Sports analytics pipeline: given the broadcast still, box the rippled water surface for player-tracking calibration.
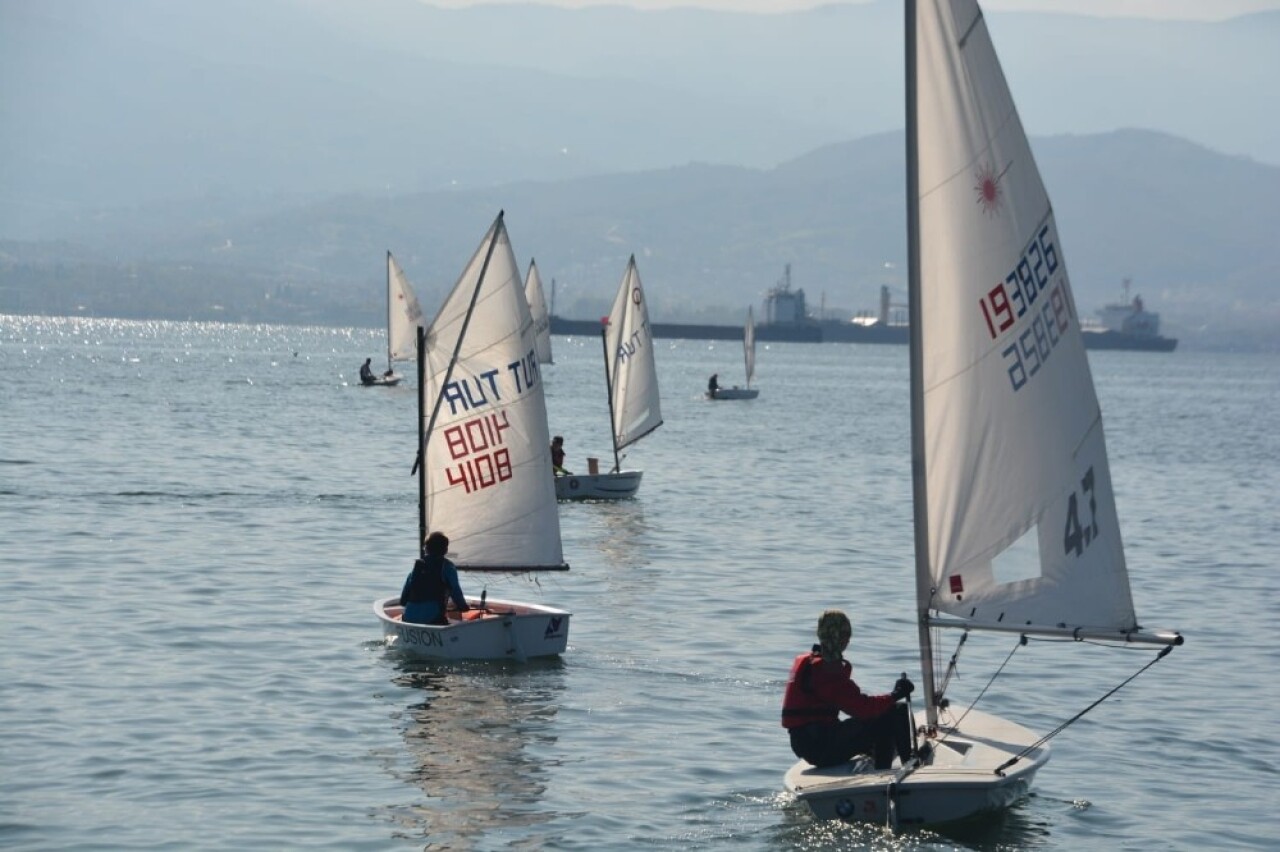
[2,315,1277,850]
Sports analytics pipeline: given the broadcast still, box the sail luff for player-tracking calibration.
[387,250,395,374]
[743,306,756,388]
[905,0,940,730]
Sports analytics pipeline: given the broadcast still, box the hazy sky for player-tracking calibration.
[423,0,1280,19]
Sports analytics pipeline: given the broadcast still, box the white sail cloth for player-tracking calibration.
[387,251,424,365]
[606,256,663,452]
[916,0,1134,632]
[421,215,565,570]
[524,259,554,365]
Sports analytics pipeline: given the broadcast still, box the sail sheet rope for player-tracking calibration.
[993,642,1177,775]
[929,630,1178,775]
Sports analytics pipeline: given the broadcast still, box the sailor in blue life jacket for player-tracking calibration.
[781,609,917,769]
[400,531,470,626]
[359,357,376,385]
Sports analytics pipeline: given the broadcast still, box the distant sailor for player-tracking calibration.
[400,532,470,626]
[707,373,719,398]
[550,435,571,475]
[360,357,377,386]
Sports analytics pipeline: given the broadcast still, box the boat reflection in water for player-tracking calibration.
[384,658,566,848]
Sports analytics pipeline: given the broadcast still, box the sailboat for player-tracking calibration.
[555,255,662,501]
[524,259,554,365]
[706,306,760,400]
[367,251,425,387]
[373,213,571,660]
[784,0,1182,826]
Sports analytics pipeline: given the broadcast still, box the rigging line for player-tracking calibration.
[936,635,1026,749]
[994,644,1177,776]
[936,630,969,699]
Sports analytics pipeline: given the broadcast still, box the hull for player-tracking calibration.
[1081,330,1178,352]
[554,470,642,500]
[374,595,570,661]
[364,374,402,387]
[785,708,1048,827]
[708,387,758,400]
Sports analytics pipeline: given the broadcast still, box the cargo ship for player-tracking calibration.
[550,270,1175,352]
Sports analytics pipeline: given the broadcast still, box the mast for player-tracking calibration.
[420,213,506,546]
[601,323,621,473]
[386,250,394,375]
[416,324,427,553]
[905,0,940,730]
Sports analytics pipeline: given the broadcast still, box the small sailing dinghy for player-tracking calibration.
[706,306,759,400]
[524,258,554,365]
[374,213,571,660]
[367,251,425,387]
[555,255,663,501]
[785,0,1182,827]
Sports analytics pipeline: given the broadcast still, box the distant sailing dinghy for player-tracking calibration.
[524,258,554,365]
[785,0,1182,827]
[707,307,760,400]
[368,251,425,387]
[374,213,570,660]
[555,255,663,501]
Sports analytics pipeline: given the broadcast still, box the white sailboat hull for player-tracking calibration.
[554,470,642,500]
[707,387,758,400]
[364,373,402,387]
[785,708,1048,827]
[374,595,570,661]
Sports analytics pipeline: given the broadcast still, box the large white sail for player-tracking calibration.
[916,0,1135,633]
[387,251,424,367]
[421,215,565,571]
[524,259,554,365]
[606,256,663,452]
[743,306,756,388]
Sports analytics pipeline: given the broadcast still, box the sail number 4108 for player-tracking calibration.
[1063,466,1100,557]
[444,411,513,494]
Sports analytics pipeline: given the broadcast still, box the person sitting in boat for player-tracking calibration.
[399,531,470,626]
[781,609,916,770]
[707,373,719,397]
[359,358,377,386]
[550,435,571,476]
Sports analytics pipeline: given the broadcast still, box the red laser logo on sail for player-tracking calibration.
[974,162,1009,216]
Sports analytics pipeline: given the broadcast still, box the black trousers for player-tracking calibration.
[789,703,913,769]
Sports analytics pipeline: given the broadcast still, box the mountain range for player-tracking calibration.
[1,0,1277,350]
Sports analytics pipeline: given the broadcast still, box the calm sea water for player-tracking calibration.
[2,314,1277,851]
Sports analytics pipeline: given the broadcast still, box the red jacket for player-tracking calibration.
[781,650,895,729]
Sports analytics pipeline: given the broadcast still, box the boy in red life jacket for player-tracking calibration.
[782,609,916,769]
